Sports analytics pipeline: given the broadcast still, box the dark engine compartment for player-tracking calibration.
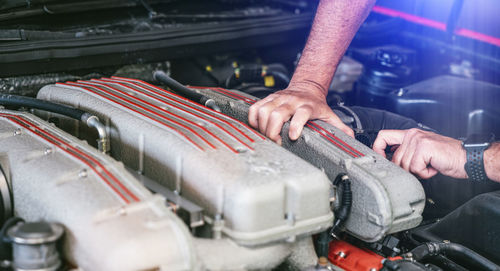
[0,0,499,270]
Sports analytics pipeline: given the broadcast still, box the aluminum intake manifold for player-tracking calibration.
[0,110,197,271]
[37,77,334,247]
[166,82,426,242]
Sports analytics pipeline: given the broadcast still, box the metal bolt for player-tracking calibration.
[235,147,247,153]
[78,169,88,178]
[338,251,346,258]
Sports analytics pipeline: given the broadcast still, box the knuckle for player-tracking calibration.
[270,109,284,120]
[407,128,419,136]
[258,106,271,116]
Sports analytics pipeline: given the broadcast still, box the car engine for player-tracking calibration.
[0,0,499,270]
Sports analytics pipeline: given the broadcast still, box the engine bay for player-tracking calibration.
[0,0,499,270]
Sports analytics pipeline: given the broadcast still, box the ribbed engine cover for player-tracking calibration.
[0,110,197,271]
[37,77,333,246]
[184,84,426,242]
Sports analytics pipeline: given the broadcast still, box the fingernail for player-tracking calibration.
[277,138,282,146]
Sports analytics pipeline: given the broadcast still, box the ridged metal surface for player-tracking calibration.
[38,78,334,246]
[0,110,197,271]
[191,85,426,242]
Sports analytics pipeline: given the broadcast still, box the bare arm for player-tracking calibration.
[248,0,375,144]
[484,143,500,182]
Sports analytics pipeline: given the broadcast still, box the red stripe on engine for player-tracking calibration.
[57,82,205,151]
[79,80,234,152]
[308,122,364,158]
[110,76,265,140]
[101,78,257,144]
[95,78,254,151]
[189,86,257,105]
[1,114,138,203]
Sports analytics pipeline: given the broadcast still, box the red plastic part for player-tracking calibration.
[328,240,402,271]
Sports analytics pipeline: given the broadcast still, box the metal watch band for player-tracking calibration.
[464,145,488,182]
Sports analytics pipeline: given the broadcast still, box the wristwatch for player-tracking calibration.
[462,133,495,182]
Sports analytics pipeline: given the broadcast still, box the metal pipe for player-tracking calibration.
[0,94,110,154]
[81,113,109,154]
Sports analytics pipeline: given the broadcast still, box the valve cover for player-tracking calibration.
[0,110,197,271]
[185,84,426,242]
[37,77,334,246]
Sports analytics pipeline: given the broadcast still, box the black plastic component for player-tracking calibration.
[0,12,314,77]
[330,174,352,238]
[370,235,401,257]
[381,260,432,271]
[408,242,500,271]
[224,63,290,90]
[412,190,500,265]
[354,46,418,108]
[0,94,86,120]
[153,71,221,112]
[386,75,500,138]
[315,230,330,258]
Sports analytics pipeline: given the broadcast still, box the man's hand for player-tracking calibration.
[247,0,374,144]
[248,82,354,144]
[372,129,468,179]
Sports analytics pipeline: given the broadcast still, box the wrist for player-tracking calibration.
[484,142,500,183]
[288,79,329,97]
[462,134,495,182]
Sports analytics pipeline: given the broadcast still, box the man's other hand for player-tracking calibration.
[373,129,468,179]
[248,82,354,144]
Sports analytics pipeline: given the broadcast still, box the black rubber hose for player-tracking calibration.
[153,70,221,112]
[0,94,86,120]
[330,174,352,238]
[409,242,500,271]
[315,230,330,258]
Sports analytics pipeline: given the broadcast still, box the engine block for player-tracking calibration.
[0,110,197,271]
[37,77,334,246]
[177,83,426,242]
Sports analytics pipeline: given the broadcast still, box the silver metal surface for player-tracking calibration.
[127,168,204,228]
[186,85,426,242]
[0,110,197,271]
[37,77,334,246]
[81,113,110,154]
[0,166,11,224]
[8,222,63,271]
[8,222,64,245]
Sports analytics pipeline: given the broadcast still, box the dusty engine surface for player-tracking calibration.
[0,110,197,270]
[188,84,426,242]
[0,76,428,270]
[37,77,334,247]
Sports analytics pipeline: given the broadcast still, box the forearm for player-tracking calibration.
[291,0,376,95]
[484,142,500,183]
